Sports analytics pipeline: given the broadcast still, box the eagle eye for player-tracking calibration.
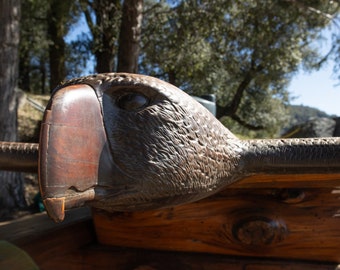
[117,93,149,111]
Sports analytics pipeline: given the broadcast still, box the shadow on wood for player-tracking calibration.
[93,173,340,263]
[1,173,340,269]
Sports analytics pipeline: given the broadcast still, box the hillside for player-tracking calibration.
[282,104,335,134]
[288,104,333,124]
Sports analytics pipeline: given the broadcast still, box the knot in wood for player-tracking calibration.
[275,189,306,204]
[233,216,287,247]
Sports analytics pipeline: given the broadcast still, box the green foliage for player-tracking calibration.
[332,15,340,81]
[65,33,94,78]
[19,0,81,93]
[140,0,339,135]
[19,0,50,93]
[19,0,340,135]
[221,99,290,139]
[285,104,332,128]
[281,105,335,138]
[79,0,122,72]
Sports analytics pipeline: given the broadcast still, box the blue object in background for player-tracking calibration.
[192,94,216,117]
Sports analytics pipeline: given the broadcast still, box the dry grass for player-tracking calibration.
[17,91,50,142]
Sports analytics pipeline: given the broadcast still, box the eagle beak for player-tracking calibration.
[39,84,107,222]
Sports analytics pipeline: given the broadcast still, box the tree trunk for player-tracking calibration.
[83,0,121,73]
[117,0,143,73]
[18,49,30,92]
[94,38,115,73]
[0,0,26,220]
[40,59,47,94]
[47,0,67,89]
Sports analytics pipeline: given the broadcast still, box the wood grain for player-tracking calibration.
[39,244,338,270]
[93,186,340,263]
[229,173,340,188]
[0,207,95,266]
[1,203,339,268]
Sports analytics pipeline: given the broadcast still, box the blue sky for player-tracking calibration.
[288,63,339,116]
[288,23,339,116]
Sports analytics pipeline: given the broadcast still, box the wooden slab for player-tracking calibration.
[38,244,339,270]
[229,173,340,188]
[93,186,340,263]
[0,207,95,265]
[0,202,339,269]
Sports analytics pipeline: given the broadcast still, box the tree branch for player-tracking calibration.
[82,5,95,35]
[230,114,264,130]
[216,57,264,120]
[220,71,254,117]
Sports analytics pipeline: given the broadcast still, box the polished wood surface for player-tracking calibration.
[2,173,340,268]
[38,245,338,270]
[229,173,340,188]
[0,207,95,265]
[93,173,340,263]
[0,210,338,269]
